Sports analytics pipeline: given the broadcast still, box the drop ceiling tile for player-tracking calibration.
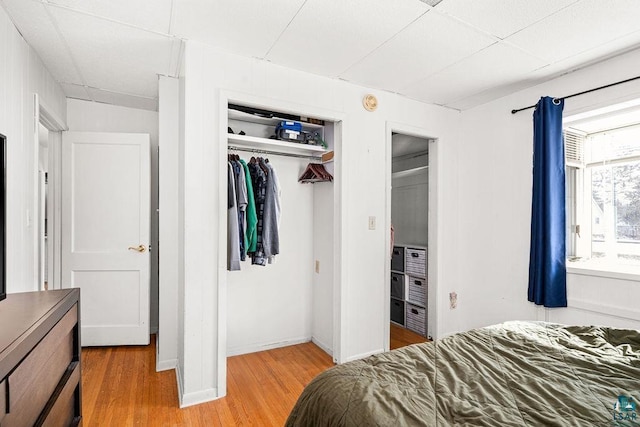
[437,0,578,39]
[87,87,158,111]
[266,0,430,77]
[445,80,539,111]
[171,0,307,59]
[506,0,640,64]
[340,11,495,92]
[401,41,547,106]
[49,6,176,98]
[59,82,92,101]
[47,0,173,33]
[1,0,83,84]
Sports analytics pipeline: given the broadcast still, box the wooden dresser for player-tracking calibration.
[0,289,81,426]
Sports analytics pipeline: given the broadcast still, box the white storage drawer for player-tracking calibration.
[407,276,427,307]
[406,303,426,337]
[405,248,426,277]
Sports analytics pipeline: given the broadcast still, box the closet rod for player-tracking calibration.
[510,75,640,114]
[228,145,322,160]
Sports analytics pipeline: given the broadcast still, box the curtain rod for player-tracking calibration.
[510,75,640,114]
[228,145,322,160]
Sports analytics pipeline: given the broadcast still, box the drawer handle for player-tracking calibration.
[392,277,398,282]
[411,309,419,314]
[415,280,422,286]
[393,250,400,255]
[411,253,419,257]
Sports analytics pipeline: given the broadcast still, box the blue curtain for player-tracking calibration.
[528,96,567,308]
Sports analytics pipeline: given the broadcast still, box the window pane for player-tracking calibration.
[588,126,640,162]
[590,161,640,264]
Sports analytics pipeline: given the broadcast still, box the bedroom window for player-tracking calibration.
[565,116,640,269]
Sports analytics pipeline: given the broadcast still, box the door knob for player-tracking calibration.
[128,244,146,253]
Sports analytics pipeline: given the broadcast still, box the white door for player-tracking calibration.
[62,132,150,346]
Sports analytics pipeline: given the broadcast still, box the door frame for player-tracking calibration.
[384,121,439,351]
[33,94,67,291]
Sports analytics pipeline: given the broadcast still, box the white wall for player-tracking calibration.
[226,156,315,356]
[0,7,67,293]
[391,171,428,246]
[157,76,180,371]
[549,271,640,329]
[66,98,160,332]
[455,48,640,334]
[177,40,461,404]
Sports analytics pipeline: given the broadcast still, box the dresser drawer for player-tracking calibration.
[405,248,426,277]
[0,379,6,423]
[4,306,77,427]
[39,362,80,427]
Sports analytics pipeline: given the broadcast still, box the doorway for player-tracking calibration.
[34,94,67,292]
[386,127,436,351]
[37,123,49,290]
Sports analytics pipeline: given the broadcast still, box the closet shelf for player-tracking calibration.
[391,165,428,179]
[227,134,326,155]
[229,109,324,130]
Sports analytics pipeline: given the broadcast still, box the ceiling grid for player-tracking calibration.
[2,0,639,111]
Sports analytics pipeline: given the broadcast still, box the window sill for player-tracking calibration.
[566,261,640,282]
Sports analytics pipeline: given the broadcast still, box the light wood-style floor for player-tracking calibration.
[82,327,427,426]
[390,323,428,349]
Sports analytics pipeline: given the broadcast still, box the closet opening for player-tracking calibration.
[387,130,435,350]
[218,95,343,394]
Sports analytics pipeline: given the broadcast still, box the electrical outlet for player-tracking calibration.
[449,292,458,309]
[368,216,376,230]
[315,260,320,273]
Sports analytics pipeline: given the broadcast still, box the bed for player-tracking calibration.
[286,321,640,426]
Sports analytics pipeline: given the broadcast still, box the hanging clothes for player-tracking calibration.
[228,154,282,268]
[231,159,248,260]
[239,159,258,252]
[261,160,280,262]
[227,162,241,271]
[248,158,268,266]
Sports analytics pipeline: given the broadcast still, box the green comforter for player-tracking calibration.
[286,322,640,426]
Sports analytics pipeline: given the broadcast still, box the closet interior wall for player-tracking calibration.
[226,108,335,357]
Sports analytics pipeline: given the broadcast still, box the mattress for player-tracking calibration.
[286,321,640,426]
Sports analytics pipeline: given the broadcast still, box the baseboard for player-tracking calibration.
[311,336,333,357]
[180,388,220,408]
[227,336,311,357]
[156,358,177,372]
[176,364,185,407]
[176,364,220,408]
[344,348,384,363]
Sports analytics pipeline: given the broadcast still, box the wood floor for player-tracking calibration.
[390,323,428,350]
[82,327,426,426]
